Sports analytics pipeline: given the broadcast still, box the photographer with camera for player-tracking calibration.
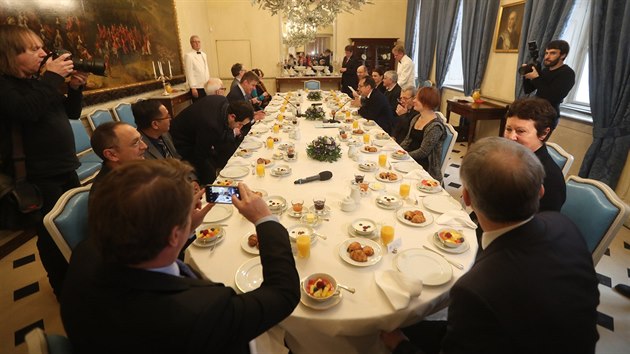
[0,24,90,299]
[521,40,575,128]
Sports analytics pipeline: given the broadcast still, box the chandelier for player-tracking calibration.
[252,0,372,46]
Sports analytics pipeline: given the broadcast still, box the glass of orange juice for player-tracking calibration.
[352,119,359,129]
[266,137,274,149]
[278,114,284,122]
[296,235,310,258]
[378,153,387,168]
[273,124,280,133]
[363,133,370,144]
[380,224,395,247]
[280,106,286,113]
[399,182,411,199]
[346,110,351,119]
[256,163,265,177]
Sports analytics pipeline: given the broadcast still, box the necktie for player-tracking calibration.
[156,138,172,158]
[197,51,201,54]
[176,259,198,279]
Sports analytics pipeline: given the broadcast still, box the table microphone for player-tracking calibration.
[294,171,333,184]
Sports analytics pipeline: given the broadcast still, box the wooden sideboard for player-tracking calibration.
[147,90,192,117]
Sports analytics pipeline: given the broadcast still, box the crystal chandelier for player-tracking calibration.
[252,0,372,46]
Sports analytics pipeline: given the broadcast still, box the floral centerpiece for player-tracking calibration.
[304,106,325,120]
[306,136,342,162]
[307,90,322,101]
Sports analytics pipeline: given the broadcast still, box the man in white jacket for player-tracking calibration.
[184,35,210,102]
[392,44,415,90]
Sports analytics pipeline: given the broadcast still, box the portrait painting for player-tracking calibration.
[494,1,525,53]
[0,0,184,105]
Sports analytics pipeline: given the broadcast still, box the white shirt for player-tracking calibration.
[184,49,209,89]
[396,54,416,89]
[481,216,534,250]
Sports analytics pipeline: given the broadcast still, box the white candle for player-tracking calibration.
[168,61,172,77]
[158,61,164,76]
[152,61,157,78]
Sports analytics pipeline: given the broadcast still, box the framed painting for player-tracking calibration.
[494,1,525,53]
[0,0,184,105]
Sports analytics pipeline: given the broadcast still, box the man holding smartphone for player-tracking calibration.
[61,159,300,354]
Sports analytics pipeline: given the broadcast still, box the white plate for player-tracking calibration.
[219,166,249,179]
[346,224,378,239]
[251,189,268,197]
[394,249,453,286]
[308,205,331,216]
[284,152,298,162]
[193,226,225,247]
[417,180,443,194]
[429,233,470,254]
[363,120,377,127]
[369,182,385,191]
[300,282,343,310]
[240,141,262,150]
[235,257,263,293]
[241,232,260,255]
[390,152,410,160]
[287,225,317,244]
[393,161,419,174]
[300,213,322,228]
[264,195,287,211]
[203,204,233,223]
[396,208,434,227]
[375,171,401,183]
[278,142,294,150]
[271,165,291,176]
[350,218,377,236]
[358,162,377,172]
[361,146,380,154]
[251,160,275,168]
[376,194,402,208]
[338,238,383,267]
[423,195,462,214]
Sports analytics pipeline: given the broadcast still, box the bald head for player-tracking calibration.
[205,78,225,95]
[357,65,368,79]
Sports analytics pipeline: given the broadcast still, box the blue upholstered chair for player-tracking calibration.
[304,80,321,90]
[25,327,73,354]
[440,123,458,178]
[561,176,629,264]
[546,142,574,177]
[86,109,115,131]
[43,185,91,261]
[112,102,137,127]
[69,120,101,183]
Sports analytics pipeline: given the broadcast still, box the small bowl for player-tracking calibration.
[351,218,376,236]
[436,228,465,248]
[303,273,338,302]
[196,224,223,245]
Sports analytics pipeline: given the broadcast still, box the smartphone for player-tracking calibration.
[205,185,241,204]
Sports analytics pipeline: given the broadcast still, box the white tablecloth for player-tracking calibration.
[187,91,478,354]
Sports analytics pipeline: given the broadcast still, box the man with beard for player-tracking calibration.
[522,40,575,128]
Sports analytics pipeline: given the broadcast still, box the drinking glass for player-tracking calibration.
[399,182,411,199]
[352,120,359,129]
[296,235,310,258]
[256,163,265,177]
[380,224,395,247]
[291,199,304,213]
[273,124,280,134]
[354,174,365,184]
[313,198,326,211]
[378,153,387,168]
[266,137,274,149]
[363,133,370,144]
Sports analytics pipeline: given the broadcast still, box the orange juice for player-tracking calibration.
[278,114,284,121]
[273,124,280,133]
[280,106,286,113]
[399,183,411,198]
[352,119,359,129]
[296,235,310,258]
[381,225,395,246]
[256,163,265,177]
[363,133,370,144]
[346,111,351,119]
[266,137,274,149]
[378,153,387,168]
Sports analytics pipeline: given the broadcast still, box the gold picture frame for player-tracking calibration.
[0,0,184,105]
[494,1,525,53]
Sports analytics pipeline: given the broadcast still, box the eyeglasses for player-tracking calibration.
[154,114,171,121]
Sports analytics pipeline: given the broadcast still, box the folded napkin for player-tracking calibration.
[436,210,477,229]
[405,168,432,180]
[243,135,262,144]
[375,270,423,310]
[225,156,250,167]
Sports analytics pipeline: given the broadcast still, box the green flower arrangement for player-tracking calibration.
[306,136,342,162]
[304,106,326,120]
[307,90,322,101]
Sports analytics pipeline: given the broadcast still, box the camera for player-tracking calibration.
[518,41,540,75]
[50,49,107,77]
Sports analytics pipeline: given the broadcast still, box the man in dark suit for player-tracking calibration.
[382,137,599,354]
[132,100,181,160]
[340,45,360,97]
[170,96,252,184]
[357,76,394,134]
[61,159,300,354]
[227,70,265,124]
[383,70,402,116]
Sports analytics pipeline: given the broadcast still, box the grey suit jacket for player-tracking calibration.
[140,131,181,160]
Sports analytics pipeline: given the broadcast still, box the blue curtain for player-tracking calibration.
[461,0,500,96]
[435,0,462,89]
[404,0,421,57]
[578,1,630,188]
[514,0,575,98]
[416,0,439,83]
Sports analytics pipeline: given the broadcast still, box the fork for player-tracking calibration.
[422,245,464,269]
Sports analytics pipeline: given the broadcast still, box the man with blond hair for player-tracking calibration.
[392,44,415,89]
[184,35,210,102]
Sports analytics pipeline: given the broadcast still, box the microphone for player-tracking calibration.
[294,171,333,184]
[278,94,303,117]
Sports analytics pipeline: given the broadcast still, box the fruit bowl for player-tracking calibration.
[436,228,465,248]
[303,273,338,302]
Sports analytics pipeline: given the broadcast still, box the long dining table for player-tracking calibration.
[186,91,478,354]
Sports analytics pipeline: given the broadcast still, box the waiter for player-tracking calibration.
[184,35,210,102]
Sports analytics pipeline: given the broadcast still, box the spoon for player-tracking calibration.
[337,284,355,294]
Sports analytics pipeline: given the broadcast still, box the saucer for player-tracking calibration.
[308,205,331,217]
[287,210,304,218]
[300,283,343,310]
[346,224,378,239]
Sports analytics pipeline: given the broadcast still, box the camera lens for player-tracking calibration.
[518,65,533,75]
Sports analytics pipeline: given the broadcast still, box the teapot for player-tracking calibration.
[341,196,357,211]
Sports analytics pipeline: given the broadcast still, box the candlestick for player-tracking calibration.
[158,61,164,76]
[168,61,172,77]
[152,61,157,78]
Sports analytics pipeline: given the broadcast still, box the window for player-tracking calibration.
[443,4,463,89]
[411,1,421,82]
[559,0,591,114]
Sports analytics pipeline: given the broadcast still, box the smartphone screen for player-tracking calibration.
[205,185,241,204]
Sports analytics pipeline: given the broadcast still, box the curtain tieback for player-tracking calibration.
[592,122,630,139]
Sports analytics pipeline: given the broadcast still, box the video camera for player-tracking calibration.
[42,49,107,77]
[518,41,540,75]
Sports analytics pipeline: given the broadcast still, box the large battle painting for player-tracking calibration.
[0,0,183,104]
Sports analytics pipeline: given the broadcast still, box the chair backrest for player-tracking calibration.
[440,123,458,177]
[546,142,574,177]
[86,109,114,131]
[25,328,73,354]
[112,102,137,127]
[69,119,91,154]
[561,175,630,264]
[304,80,321,90]
[43,185,91,262]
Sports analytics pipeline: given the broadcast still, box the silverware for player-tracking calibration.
[313,232,327,240]
[422,245,464,270]
[337,284,355,294]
